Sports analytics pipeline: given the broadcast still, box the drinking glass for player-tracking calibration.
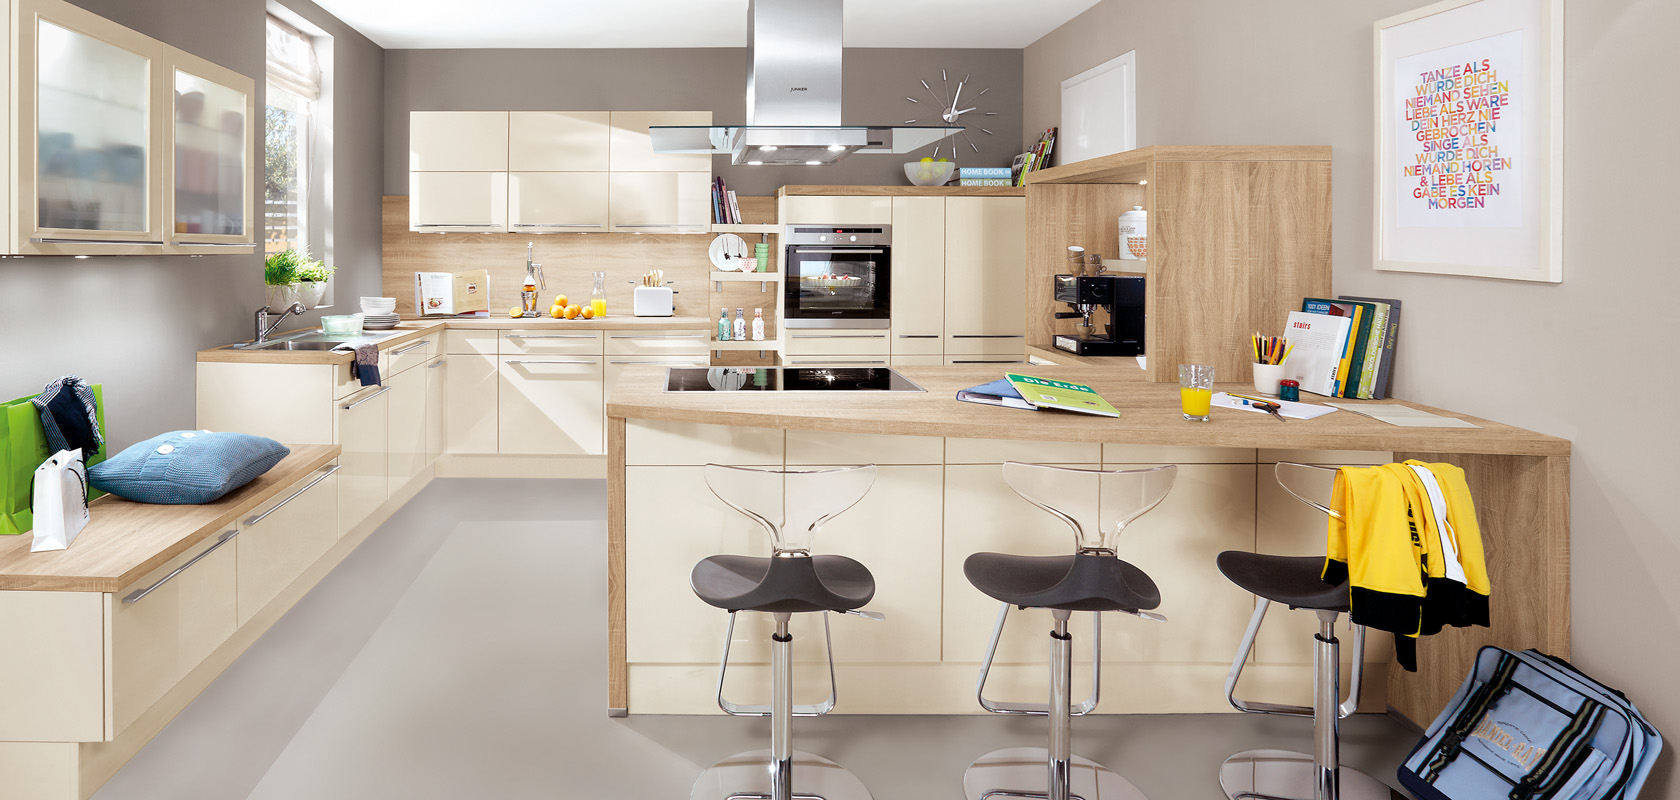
[1179,364,1215,422]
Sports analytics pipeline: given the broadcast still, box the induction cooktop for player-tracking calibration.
[664,367,926,393]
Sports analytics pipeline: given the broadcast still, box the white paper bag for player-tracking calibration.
[31,448,89,553]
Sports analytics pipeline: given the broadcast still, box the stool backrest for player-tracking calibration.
[1274,461,1344,520]
[1002,461,1177,553]
[703,463,877,555]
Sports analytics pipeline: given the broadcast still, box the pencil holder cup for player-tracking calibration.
[1251,363,1286,396]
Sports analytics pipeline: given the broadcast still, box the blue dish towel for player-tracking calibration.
[353,344,381,386]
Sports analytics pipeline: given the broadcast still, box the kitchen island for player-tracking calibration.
[605,365,1569,727]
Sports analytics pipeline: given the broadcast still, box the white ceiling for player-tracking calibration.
[312,0,1104,50]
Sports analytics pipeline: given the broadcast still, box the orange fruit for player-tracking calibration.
[549,304,565,318]
[564,304,581,320]
[553,293,569,308]
[507,306,522,318]
[580,306,595,319]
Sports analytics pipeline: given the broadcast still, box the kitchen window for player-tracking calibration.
[264,15,317,257]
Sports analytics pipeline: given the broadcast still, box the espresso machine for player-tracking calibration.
[1052,249,1145,356]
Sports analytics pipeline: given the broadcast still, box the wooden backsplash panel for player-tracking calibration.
[383,196,721,317]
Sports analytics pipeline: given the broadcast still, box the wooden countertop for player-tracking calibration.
[605,365,1570,457]
[197,315,714,365]
[778,185,1025,197]
[0,445,339,592]
[1025,145,1333,185]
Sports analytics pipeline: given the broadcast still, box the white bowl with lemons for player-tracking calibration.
[904,159,955,187]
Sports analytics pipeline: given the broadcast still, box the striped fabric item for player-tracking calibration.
[88,430,290,505]
[32,375,103,456]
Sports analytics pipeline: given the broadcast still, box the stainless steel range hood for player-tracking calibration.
[648,0,962,166]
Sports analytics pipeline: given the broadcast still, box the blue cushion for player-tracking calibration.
[89,431,290,505]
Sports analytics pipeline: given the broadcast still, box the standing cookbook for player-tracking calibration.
[1282,311,1355,397]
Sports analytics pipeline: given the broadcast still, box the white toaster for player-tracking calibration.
[632,286,674,317]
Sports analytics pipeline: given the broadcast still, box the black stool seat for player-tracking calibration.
[1216,551,1349,611]
[691,554,875,614]
[963,552,1160,613]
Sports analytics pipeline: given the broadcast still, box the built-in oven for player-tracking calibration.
[782,225,891,329]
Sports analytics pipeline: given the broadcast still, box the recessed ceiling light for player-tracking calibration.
[760,145,778,152]
[826,144,846,151]
[805,160,821,166]
[1139,180,1148,185]
[747,160,763,166]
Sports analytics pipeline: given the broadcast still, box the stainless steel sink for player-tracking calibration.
[247,340,351,351]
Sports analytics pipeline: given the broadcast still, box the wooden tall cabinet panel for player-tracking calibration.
[889,197,945,356]
[943,196,1026,356]
[498,356,605,455]
[445,353,498,454]
[509,111,609,171]
[409,111,508,172]
[509,171,608,233]
[608,111,711,172]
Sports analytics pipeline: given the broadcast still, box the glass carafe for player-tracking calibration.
[590,271,607,318]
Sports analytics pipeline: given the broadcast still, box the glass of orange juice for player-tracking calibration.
[1179,364,1214,422]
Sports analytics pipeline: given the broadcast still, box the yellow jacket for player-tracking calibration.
[1324,460,1489,669]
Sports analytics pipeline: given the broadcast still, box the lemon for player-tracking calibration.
[507,306,522,318]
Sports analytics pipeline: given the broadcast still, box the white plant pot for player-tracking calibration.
[265,283,300,310]
[296,281,327,310]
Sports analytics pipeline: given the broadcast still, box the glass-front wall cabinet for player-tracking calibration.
[10,0,254,254]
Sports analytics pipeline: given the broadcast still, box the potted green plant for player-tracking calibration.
[294,255,334,309]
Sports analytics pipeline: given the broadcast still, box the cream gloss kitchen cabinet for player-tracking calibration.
[943,196,1027,358]
[508,111,611,233]
[4,0,257,255]
[408,111,509,232]
[889,197,945,357]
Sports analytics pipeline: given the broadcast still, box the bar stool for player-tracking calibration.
[1215,462,1389,800]
[962,461,1178,800]
[689,463,882,800]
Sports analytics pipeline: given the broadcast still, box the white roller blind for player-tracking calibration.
[266,16,319,102]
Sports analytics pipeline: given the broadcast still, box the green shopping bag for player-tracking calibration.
[0,385,106,535]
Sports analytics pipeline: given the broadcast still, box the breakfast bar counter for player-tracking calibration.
[605,365,1570,727]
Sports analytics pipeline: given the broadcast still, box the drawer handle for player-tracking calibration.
[504,334,597,339]
[791,248,885,255]
[951,360,1025,364]
[951,335,1025,339]
[31,237,165,245]
[607,334,706,340]
[428,358,446,368]
[791,334,886,339]
[505,359,597,365]
[614,223,696,228]
[896,334,938,339]
[789,359,887,364]
[172,241,254,247]
[243,465,341,527]
[340,387,391,410]
[607,359,707,365]
[389,340,429,356]
[413,223,497,228]
[122,529,240,604]
[512,223,602,228]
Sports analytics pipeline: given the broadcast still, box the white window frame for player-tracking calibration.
[264,8,334,305]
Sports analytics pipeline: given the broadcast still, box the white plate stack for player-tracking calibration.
[360,297,399,329]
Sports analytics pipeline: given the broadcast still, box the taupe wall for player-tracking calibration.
[1026,0,1679,792]
[0,0,384,452]
[383,48,1024,198]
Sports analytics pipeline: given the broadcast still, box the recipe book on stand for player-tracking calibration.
[956,374,1119,418]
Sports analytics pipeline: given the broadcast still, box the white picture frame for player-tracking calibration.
[1374,0,1562,282]
[1060,51,1137,163]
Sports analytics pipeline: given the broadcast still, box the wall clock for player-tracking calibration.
[904,69,998,163]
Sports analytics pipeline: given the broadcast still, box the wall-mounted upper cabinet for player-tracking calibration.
[409,172,508,233]
[509,112,610,172]
[4,0,256,255]
[510,172,609,233]
[608,111,712,172]
[608,172,710,234]
[409,111,509,172]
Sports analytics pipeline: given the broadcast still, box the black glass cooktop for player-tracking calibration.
[665,367,926,393]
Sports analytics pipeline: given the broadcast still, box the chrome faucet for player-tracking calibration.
[253,303,307,344]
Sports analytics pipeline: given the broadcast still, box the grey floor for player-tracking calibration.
[94,479,1417,800]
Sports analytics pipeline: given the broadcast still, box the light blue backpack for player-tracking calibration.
[1400,647,1661,800]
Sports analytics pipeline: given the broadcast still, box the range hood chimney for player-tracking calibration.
[648,0,961,166]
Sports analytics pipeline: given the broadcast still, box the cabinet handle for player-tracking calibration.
[791,248,885,255]
[791,334,886,339]
[607,359,707,365]
[511,223,603,228]
[242,465,342,527]
[31,237,165,245]
[172,241,254,247]
[614,224,697,228]
[896,334,939,339]
[504,359,597,365]
[607,333,706,340]
[950,360,1025,364]
[428,359,446,368]
[951,334,1025,339]
[504,334,597,339]
[789,359,887,364]
[389,340,430,356]
[413,223,497,228]
[340,387,391,410]
[122,529,240,604]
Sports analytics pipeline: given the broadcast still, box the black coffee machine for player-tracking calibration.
[1052,273,1145,356]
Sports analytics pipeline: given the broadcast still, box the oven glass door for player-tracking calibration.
[783,246,890,326]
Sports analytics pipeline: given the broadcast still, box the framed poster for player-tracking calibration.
[1374,0,1562,282]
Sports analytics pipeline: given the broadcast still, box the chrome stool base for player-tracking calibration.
[963,747,1148,800]
[692,748,872,800]
[1219,749,1392,800]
